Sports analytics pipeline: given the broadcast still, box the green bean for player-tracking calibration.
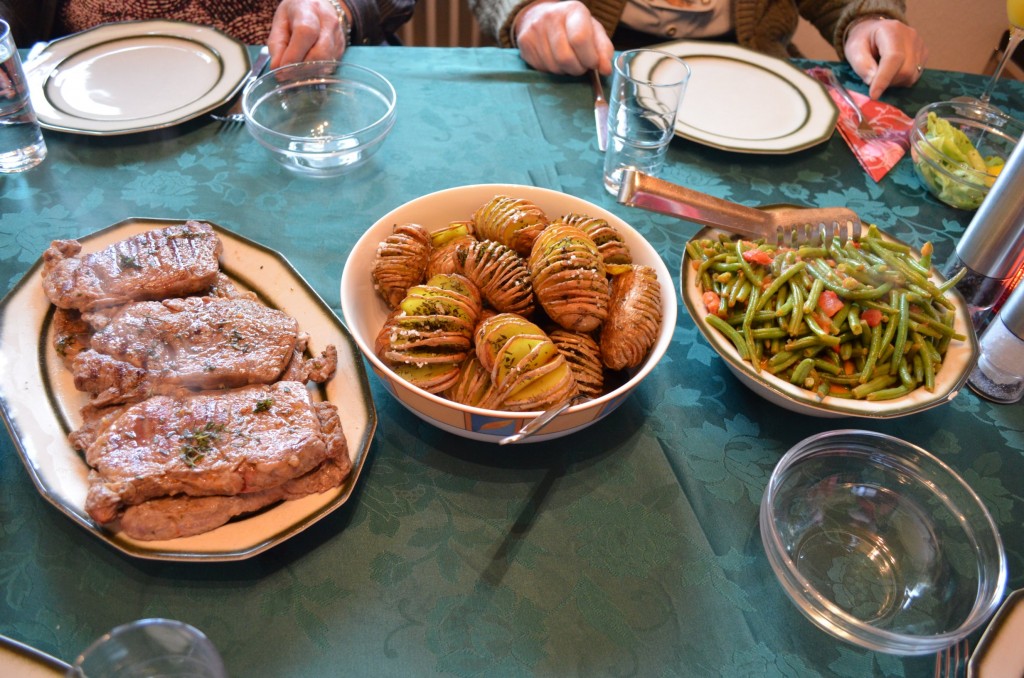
[847,303,863,335]
[755,261,807,312]
[787,280,805,336]
[802,278,825,314]
[852,374,898,398]
[785,335,827,352]
[736,241,765,286]
[790,358,816,387]
[898,358,915,388]
[727,276,748,308]
[797,246,829,259]
[913,352,925,383]
[768,354,801,375]
[937,265,967,293]
[745,287,763,364]
[916,331,936,391]
[890,291,909,376]
[866,384,912,401]
[803,314,841,347]
[706,314,748,359]
[752,327,789,340]
[812,359,842,375]
[859,321,883,383]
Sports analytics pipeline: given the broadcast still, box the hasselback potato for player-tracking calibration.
[455,239,535,316]
[427,221,476,279]
[549,329,604,397]
[376,273,482,393]
[528,223,609,332]
[371,223,431,309]
[556,213,632,266]
[472,195,548,256]
[600,265,662,370]
[474,313,577,411]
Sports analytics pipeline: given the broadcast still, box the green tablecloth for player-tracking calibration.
[1,46,1022,677]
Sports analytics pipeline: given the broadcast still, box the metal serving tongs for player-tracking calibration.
[616,169,863,246]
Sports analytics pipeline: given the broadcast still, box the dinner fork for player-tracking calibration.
[933,638,970,678]
[211,46,270,126]
[820,68,881,139]
[616,169,862,246]
[821,68,910,147]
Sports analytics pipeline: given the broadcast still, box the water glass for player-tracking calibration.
[67,619,226,678]
[0,19,46,173]
[603,49,689,195]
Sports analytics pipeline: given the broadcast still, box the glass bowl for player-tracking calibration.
[243,61,396,178]
[909,101,1022,210]
[760,430,1006,655]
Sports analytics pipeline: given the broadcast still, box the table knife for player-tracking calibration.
[589,70,609,152]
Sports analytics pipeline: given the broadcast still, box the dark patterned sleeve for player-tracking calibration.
[346,0,417,45]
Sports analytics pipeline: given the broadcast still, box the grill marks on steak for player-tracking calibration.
[83,382,348,526]
[69,296,336,406]
[41,221,222,311]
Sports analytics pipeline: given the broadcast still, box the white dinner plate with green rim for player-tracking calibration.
[0,218,377,562]
[680,226,978,418]
[24,20,250,135]
[649,40,838,154]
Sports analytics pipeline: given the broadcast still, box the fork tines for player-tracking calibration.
[774,218,862,248]
[933,638,970,678]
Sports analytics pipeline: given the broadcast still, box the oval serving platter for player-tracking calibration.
[0,218,376,562]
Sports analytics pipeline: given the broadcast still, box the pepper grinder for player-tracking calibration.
[967,280,1024,403]
[945,129,1024,331]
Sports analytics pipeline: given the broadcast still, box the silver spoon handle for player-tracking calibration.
[499,395,588,445]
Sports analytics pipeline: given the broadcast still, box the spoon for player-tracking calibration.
[499,394,591,445]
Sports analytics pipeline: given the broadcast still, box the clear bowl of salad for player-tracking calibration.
[910,101,1023,210]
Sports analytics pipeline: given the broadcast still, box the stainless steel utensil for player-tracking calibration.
[499,394,591,445]
[211,46,270,125]
[589,69,609,152]
[616,169,862,246]
[820,68,878,138]
[820,68,908,146]
[933,638,970,678]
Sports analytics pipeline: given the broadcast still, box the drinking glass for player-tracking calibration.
[603,49,690,196]
[977,0,1024,104]
[66,619,226,678]
[0,19,47,173]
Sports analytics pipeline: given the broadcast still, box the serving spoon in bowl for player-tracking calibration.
[499,394,591,445]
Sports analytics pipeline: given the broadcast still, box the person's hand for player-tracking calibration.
[844,18,928,100]
[268,0,348,69]
[513,0,615,76]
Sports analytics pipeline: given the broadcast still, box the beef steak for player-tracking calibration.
[41,221,222,311]
[82,381,348,525]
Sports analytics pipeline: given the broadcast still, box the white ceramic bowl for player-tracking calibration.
[341,184,676,443]
[680,227,978,418]
[243,61,396,178]
[761,430,1006,655]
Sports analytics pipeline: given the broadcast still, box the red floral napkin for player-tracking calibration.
[807,67,913,182]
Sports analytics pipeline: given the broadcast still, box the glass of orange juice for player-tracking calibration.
[978,0,1024,104]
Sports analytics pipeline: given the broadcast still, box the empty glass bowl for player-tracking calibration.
[243,61,396,178]
[909,101,1022,210]
[760,430,1006,655]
